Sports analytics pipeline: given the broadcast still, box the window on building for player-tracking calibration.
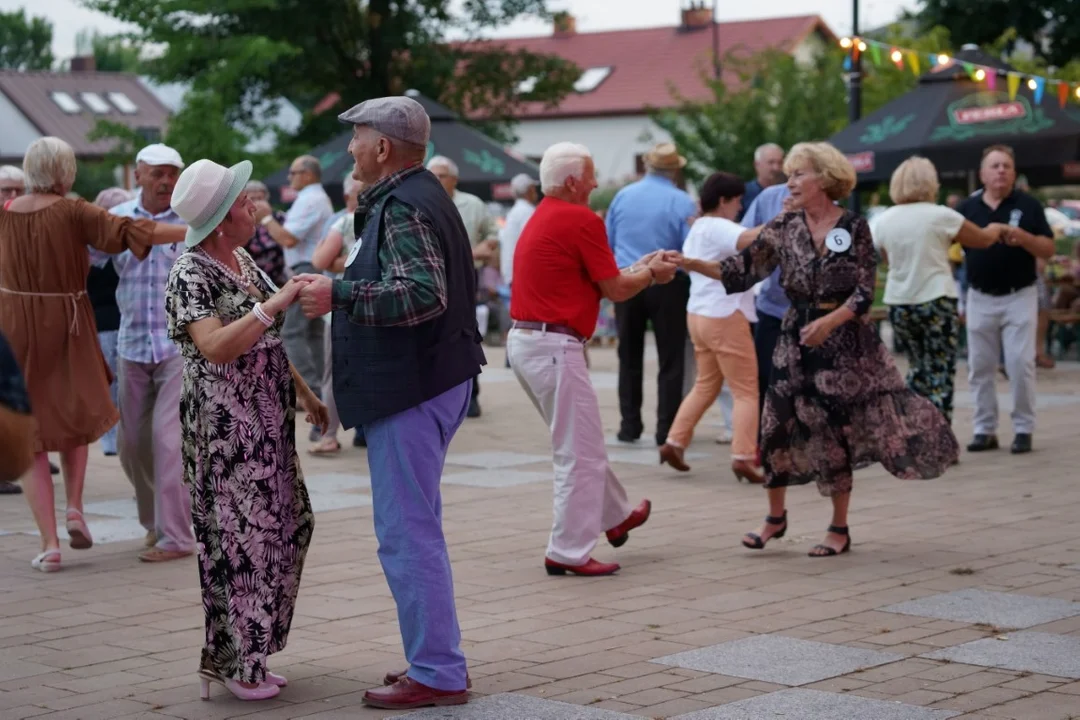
[80,92,111,114]
[516,76,539,95]
[51,92,81,114]
[136,126,162,143]
[574,66,612,93]
[108,92,139,114]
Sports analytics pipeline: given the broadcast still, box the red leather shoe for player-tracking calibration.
[544,557,620,576]
[605,499,652,548]
[384,667,471,689]
[362,677,468,710]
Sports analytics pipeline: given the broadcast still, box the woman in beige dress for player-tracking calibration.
[0,137,186,572]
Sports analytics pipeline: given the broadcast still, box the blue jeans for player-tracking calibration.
[364,380,472,691]
[98,330,119,455]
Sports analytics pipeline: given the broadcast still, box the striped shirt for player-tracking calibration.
[91,198,186,363]
[331,165,447,327]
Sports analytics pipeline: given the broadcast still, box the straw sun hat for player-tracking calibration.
[171,159,254,248]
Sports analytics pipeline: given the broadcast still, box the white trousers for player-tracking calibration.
[507,328,632,566]
[966,285,1037,435]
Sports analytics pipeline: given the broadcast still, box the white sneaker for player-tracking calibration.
[715,430,733,445]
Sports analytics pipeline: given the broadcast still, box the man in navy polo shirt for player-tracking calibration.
[959,145,1054,455]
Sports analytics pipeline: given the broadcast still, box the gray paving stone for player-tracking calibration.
[882,589,1080,629]
[651,634,904,686]
[921,631,1080,679]
[444,451,550,469]
[442,470,552,488]
[607,447,709,467]
[671,688,961,719]
[403,692,640,718]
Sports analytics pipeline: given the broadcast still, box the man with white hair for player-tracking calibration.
[508,141,676,577]
[499,173,538,286]
[427,154,498,417]
[295,96,484,710]
[738,143,785,221]
[0,165,24,205]
[253,154,334,403]
[99,143,195,562]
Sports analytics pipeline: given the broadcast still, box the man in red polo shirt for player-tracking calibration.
[509,141,678,577]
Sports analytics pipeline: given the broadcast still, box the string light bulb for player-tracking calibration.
[1027,78,1038,90]
[1074,86,1080,99]
[974,68,986,81]
[840,37,853,49]
[857,40,867,52]
[937,53,950,65]
[890,49,903,63]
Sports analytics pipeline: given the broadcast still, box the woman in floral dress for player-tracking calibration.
[681,143,959,557]
[165,159,327,701]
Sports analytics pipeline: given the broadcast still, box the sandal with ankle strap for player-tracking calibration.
[742,511,787,550]
[65,509,93,550]
[809,525,851,557]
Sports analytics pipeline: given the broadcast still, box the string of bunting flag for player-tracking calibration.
[838,36,1080,108]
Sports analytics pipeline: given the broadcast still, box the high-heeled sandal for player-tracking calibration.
[742,511,787,549]
[198,671,280,701]
[31,549,61,572]
[200,667,287,688]
[65,509,93,550]
[808,525,851,557]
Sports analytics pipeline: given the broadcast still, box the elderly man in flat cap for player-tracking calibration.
[295,96,485,711]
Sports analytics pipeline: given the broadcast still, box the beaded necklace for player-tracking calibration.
[196,247,259,296]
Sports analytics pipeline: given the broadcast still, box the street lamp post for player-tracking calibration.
[848,0,862,214]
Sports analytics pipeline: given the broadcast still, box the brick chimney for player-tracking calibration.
[553,11,576,38]
[70,55,97,72]
[680,1,713,31]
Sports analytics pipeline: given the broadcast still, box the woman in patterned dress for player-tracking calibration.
[164,159,327,701]
[680,143,959,557]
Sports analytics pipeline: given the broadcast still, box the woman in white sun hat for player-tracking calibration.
[165,158,327,702]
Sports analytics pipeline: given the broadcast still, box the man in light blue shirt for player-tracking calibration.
[605,143,697,445]
[740,179,792,421]
[253,155,334,399]
[97,143,195,562]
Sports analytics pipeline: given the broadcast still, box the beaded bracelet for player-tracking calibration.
[252,303,274,328]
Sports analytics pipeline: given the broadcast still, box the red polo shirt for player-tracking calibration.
[511,197,620,339]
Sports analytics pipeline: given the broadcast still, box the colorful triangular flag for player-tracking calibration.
[986,71,997,90]
[1007,73,1020,100]
[870,42,881,66]
[843,55,852,71]
[928,53,938,67]
[1059,81,1070,108]
[907,51,921,75]
[1034,77,1045,104]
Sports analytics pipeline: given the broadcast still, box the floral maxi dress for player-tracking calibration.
[165,249,314,683]
[719,210,959,496]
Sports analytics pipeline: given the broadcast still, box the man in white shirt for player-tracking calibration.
[427,155,498,418]
[499,173,538,285]
[253,155,334,397]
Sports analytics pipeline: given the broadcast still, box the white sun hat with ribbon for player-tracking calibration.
[171,159,254,248]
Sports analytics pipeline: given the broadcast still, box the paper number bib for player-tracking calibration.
[824,228,852,253]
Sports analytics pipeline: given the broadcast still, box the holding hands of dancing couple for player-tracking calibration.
[988,221,1036,250]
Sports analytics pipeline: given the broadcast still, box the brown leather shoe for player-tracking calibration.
[384,667,471,689]
[138,548,193,563]
[732,459,764,484]
[659,443,690,472]
[362,677,468,709]
[544,557,620,576]
[605,499,652,548]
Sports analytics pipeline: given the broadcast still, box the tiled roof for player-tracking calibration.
[0,70,171,156]
[464,14,835,119]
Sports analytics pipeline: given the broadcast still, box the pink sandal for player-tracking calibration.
[65,509,93,550]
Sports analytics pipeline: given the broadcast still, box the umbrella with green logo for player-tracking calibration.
[831,47,1080,186]
[266,90,538,204]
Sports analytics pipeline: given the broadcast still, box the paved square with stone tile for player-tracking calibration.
[2,346,1080,719]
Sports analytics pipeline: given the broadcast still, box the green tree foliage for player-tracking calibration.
[75,30,144,73]
[0,9,55,70]
[82,0,580,149]
[914,0,1080,68]
[652,50,848,183]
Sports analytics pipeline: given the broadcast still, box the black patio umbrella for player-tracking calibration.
[831,46,1080,187]
[265,90,539,205]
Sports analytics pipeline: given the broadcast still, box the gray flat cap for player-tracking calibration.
[338,96,431,147]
